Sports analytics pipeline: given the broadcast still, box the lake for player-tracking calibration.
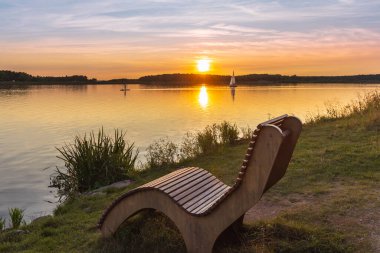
[0,83,378,221]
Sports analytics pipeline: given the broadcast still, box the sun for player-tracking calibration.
[197,59,211,72]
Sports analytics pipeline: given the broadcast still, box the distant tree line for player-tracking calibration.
[137,73,230,85]
[237,74,380,84]
[0,70,97,84]
[136,73,380,85]
[97,78,137,84]
[2,70,380,85]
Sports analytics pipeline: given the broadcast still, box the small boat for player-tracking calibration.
[120,84,130,91]
[229,71,237,87]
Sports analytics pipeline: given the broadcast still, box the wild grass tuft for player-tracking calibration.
[8,208,24,229]
[50,128,139,200]
[0,217,5,231]
[306,91,380,126]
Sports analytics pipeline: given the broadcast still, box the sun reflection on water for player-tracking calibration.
[198,85,208,108]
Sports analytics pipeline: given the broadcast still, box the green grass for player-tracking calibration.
[0,94,379,252]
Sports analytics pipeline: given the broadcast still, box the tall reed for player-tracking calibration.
[50,128,139,199]
[8,208,24,229]
[306,91,380,126]
[0,217,5,231]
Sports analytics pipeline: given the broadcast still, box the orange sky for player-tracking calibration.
[1,1,380,79]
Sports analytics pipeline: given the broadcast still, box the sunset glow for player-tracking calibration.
[0,1,380,79]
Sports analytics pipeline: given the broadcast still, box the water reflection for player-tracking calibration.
[0,84,88,95]
[0,84,31,97]
[198,85,208,108]
[230,87,236,102]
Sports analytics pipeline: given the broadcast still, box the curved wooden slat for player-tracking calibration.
[168,173,215,197]
[148,167,198,188]
[176,178,221,203]
[185,185,229,212]
[160,169,209,192]
[141,167,196,188]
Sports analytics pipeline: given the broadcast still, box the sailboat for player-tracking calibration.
[229,70,237,87]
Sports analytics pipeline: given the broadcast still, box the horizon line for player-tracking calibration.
[2,69,380,82]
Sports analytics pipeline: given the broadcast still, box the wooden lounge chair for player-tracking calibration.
[98,114,302,253]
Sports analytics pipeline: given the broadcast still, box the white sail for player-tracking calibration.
[229,71,236,86]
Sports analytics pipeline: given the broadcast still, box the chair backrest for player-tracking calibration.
[260,115,302,192]
[234,114,302,191]
[203,115,302,214]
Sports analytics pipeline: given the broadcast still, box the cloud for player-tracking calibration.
[338,0,354,4]
[1,0,380,78]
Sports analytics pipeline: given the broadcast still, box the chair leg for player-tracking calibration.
[185,242,214,253]
[182,216,244,253]
[191,214,243,253]
[211,214,244,247]
[183,230,217,253]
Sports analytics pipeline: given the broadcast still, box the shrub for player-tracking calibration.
[50,128,138,200]
[145,137,178,168]
[145,121,243,166]
[0,217,5,231]
[179,132,199,161]
[196,124,219,154]
[218,121,239,144]
[8,208,24,229]
[240,125,253,140]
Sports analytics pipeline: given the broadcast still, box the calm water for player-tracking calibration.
[0,83,379,220]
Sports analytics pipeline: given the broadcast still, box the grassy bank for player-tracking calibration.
[0,94,379,252]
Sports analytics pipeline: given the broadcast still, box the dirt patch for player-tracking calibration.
[243,193,315,222]
[243,184,380,252]
[327,190,380,252]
